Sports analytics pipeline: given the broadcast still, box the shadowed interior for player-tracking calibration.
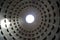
[0,0,60,40]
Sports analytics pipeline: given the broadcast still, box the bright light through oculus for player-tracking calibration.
[26,15,35,23]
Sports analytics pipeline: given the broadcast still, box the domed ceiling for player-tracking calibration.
[0,0,60,40]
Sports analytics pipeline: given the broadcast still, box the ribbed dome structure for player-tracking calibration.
[0,0,60,40]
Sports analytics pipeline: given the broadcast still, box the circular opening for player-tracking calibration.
[26,14,35,23]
